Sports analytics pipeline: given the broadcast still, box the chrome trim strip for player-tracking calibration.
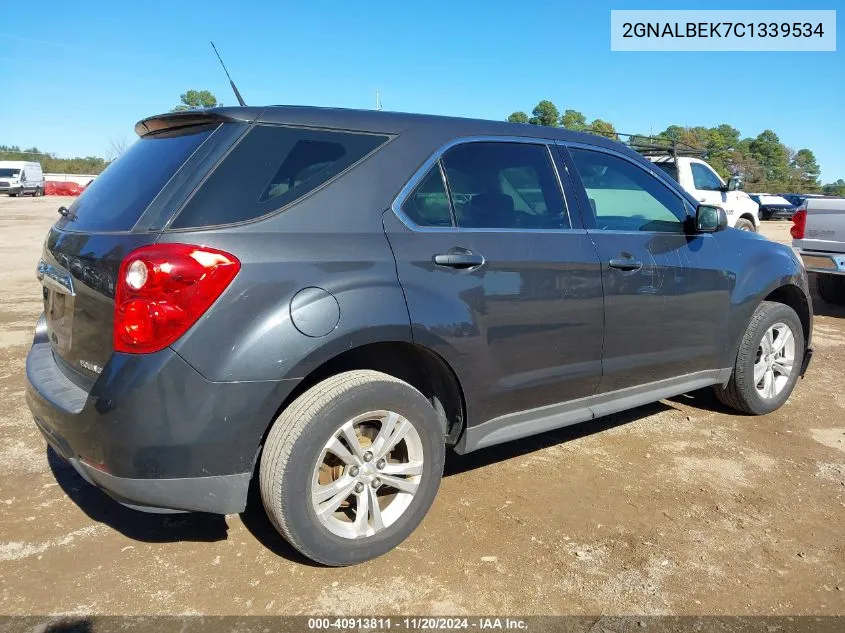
[544,143,573,230]
[390,134,578,234]
[36,260,75,296]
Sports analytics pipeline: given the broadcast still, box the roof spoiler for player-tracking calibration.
[134,107,264,137]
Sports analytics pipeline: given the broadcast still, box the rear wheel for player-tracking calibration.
[816,274,845,305]
[714,301,804,415]
[259,370,445,566]
[734,218,755,232]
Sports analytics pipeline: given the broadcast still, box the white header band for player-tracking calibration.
[611,10,836,52]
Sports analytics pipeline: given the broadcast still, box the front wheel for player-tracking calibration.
[734,218,756,232]
[259,370,445,566]
[714,301,804,415]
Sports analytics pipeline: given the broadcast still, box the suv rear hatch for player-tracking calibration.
[39,113,249,386]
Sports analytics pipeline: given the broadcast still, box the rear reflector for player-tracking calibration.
[790,209,807,240]
[114,244,240,354]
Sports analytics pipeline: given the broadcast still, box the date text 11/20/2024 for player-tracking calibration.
[307,617,528,630]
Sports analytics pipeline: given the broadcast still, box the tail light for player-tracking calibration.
[790,209,807,239]
[114,244,240,354]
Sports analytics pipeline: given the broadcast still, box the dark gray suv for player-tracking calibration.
[26,106,813,566]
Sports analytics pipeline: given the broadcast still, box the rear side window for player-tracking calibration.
[171,125,389,228]
[653,161,679,182]
[57,125,216,232]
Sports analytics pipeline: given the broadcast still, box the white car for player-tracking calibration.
[0,161,45,197]
[648,156,759,231]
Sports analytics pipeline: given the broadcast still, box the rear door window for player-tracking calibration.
[400,165,453,227]
[441,142,569,230]
[171,125,389,228]
[57,125,217,232]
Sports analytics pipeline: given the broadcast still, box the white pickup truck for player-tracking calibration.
[792,197,845,305]
[649,156,760,232]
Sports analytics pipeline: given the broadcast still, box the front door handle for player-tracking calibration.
[608,257,643,272]
[434,253,485,269]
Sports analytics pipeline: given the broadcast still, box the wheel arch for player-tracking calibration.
[763,283,811,347]
[739,212,759,229]
[253,340,467,472]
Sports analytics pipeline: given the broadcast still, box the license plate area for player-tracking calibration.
[37,260,76,355]
[801,254,845,272]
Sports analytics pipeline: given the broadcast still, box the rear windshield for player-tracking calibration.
[653,161,679,182]
[57,125,216,232]
[170,125,389,228]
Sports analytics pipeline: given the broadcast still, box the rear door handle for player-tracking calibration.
[608,257,643,272]
[434,253,485,269]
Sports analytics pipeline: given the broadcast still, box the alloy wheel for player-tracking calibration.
[754,322,795,399]
[310,410,424,539]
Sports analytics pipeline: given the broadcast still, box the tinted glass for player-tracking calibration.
[172,125,389,228]
[55,125,215,232]
[654,161,678,182]
[569,148,687,233]
[442,142,568,230]
[691,162,723,191]
[401,165,453,226]
[0,169,20,177]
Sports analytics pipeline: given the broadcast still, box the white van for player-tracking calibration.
[0,161,45,197]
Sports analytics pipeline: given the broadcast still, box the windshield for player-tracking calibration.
[58,124,216,232]
[0,168,21,178]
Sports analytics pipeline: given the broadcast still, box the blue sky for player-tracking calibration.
[1,0,842,181]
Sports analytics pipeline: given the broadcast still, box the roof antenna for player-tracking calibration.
[210,41,246,106]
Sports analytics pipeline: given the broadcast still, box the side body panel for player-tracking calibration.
[383,212,605,428]
[720,229,813,364]
[559,144,732,392]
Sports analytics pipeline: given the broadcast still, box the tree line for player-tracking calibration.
[508,100,845,196]
[0,145,108,175]
[4,90,843,197]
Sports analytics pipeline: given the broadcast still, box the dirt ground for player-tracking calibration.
[0,196,843,616]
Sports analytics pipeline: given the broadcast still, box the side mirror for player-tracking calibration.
[727,176,743,191]
[696,204,728,233]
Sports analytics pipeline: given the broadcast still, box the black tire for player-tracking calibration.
[760,209,772,221]
[714,301,804,415]
[8,193,17,197]
[816,274,845,306]
[259,370,445,566]
[734,218,756,232]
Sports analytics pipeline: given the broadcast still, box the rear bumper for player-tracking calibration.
[797,250,845,276]
[25,315,297,514]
